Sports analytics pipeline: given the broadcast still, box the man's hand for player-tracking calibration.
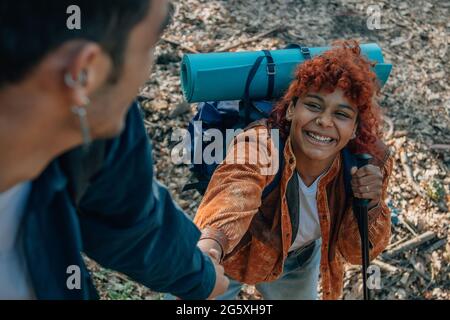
[198,238,223,261]
[197,239,228,299]
[206,248,229,299]
[351,164,383,209]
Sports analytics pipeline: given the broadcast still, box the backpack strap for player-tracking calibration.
[243,55,265,124]
[262,50,275,100]
[186,118,285,198]
[341,147,356,204]
[285,43,312,60]
[242,50,277,124]
[261,137,285,199]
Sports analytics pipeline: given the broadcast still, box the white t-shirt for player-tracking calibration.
[288,173,322,252]
[0,181,36,299]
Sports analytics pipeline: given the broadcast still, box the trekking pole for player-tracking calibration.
[353,154,372,300]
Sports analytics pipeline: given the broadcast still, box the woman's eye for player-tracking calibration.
[305,103,321,111]
[335,112,351,119]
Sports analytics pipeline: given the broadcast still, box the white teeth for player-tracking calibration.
[306,131,334,143]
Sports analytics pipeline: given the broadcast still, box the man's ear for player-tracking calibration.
[62,41,112,106]
[285,101,295,121]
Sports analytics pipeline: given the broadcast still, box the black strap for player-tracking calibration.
[242,50,277,123]
[262,50,275,100]
[244,56,265,100]
[285,43,312,60]
[261,137,285,198]
[342,147,356,203]
[185,136,286,197]
[243,55,265,124]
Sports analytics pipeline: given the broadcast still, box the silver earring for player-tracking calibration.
[64,71,87,88]
[71,98,92,150]
[64,73,77,88]
[64,72,92,150]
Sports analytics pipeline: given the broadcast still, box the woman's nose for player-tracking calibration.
[316,114,333,127]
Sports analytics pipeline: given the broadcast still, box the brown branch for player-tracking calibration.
[217,26,284,52]
[372,259,401,274]
[424,238,448,253]
[383,231,436,258]
[430,144,450,151]
[393,130,408,138]
[409,255,431,281]
[386,235,409,250]
[384,116,394,140]
[399,150,426,198]
[161,37,200,54]
[398,216,418,236]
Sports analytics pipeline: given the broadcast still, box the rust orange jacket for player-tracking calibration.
[194,124,394,299]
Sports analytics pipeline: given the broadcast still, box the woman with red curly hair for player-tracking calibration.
[193,41,394,300]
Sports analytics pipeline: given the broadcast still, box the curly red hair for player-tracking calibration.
[268,40,383,155]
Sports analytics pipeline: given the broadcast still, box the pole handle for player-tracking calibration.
[354,154,372,206]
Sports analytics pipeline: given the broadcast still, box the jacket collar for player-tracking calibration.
[28,160,68,209]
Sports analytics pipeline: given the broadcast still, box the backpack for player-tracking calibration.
[180,43,364,201]
[182,99,285,196]
[181,44,312,196]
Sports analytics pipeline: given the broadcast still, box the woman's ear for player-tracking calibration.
[285,102,295,121]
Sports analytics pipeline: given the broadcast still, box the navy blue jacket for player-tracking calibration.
[21,102,215,299]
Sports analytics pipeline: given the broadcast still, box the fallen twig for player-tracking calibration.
[386,235,410,251]
[162,37,200,54]
[384,116,394,140]
[424,238,448,253]
[409,255,431,281]
[372,259,400,274]
[399,150,426,198]
[169,101,191,119]
[217,26,283,52]
[143,119,153,127]
[398,216,418,236]
[384,231,436,258]
[393,130,408,138]
[430,144,450,152]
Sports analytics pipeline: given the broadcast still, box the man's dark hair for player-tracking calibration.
[0,0,152,88]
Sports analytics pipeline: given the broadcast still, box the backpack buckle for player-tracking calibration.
[266,62,276,75]
[301,47,311,60]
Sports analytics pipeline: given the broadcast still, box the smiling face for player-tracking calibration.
[288,88,358,163]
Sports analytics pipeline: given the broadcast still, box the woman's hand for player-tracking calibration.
[197,239,228,299]
[350,164,383,209]
[198,238,223,262]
